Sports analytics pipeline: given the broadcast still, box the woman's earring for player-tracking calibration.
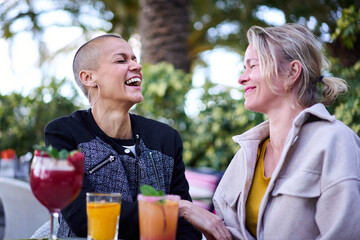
[88,83,100,107]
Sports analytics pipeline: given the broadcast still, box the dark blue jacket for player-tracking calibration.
[44,109,201,239]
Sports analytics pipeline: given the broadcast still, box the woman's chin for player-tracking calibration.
[129,96,144,106]
[244,101,254,111]
[244,102,262,113]
[135,95,144,103]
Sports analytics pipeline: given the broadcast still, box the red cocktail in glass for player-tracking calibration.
[30,152,83,240]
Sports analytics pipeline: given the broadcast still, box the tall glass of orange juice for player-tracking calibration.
[138,194,180,240]
[86,192,122,240]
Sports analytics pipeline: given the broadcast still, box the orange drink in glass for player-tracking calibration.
[138,194,180,240]
[86,193,122,240]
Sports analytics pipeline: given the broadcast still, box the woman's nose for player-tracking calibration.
[130,60,142,72]
[238,71,249,85]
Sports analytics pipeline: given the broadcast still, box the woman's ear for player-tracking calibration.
[285,60,302,90]
[79,70,96,87]
[289,60,302,83]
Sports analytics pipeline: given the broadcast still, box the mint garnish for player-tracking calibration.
[140,185,165,197]
[34,145,70,159]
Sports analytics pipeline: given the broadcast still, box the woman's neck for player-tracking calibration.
[264,104,304,174]
[266,103,304,151]
[263,106,303,178]
[91,105,132,139]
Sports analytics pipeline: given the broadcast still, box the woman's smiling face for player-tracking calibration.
[238,44,286,114]
[91,37,144,108]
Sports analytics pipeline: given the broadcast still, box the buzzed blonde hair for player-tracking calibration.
[73,34,123,97]
[247,23,348,107]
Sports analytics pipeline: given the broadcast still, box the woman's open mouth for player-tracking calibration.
[125,78,141,87]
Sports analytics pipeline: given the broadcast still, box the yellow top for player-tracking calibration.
[245,138,270,237]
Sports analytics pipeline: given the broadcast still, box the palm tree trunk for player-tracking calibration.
[139,0,190,72]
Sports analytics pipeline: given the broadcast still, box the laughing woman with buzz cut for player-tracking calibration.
[44,34,202,239]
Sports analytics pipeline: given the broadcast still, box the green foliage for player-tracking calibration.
[183,82,265,170]
[0,78,82,156]
[332,5,360,49]
[134,62,192,133]
[327,5,360,136]
[135,62,264,170]
[329,60,360,135]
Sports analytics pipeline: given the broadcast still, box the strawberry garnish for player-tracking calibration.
[67,150,85,173]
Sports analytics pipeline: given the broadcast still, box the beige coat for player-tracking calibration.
[213,104,360,240]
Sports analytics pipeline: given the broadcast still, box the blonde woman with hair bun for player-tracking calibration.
[165,24,360,240]
[209,23,360,239]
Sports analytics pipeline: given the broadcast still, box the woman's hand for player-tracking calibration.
[178,199,232,240]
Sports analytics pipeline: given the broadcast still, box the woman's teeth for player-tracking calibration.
[125,78,141,86]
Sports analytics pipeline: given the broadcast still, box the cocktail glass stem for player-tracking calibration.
[49,212,59,240]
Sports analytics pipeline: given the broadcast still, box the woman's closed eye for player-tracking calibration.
[243,65,257,72]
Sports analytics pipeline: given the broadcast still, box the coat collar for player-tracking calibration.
[232,103,335,145]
